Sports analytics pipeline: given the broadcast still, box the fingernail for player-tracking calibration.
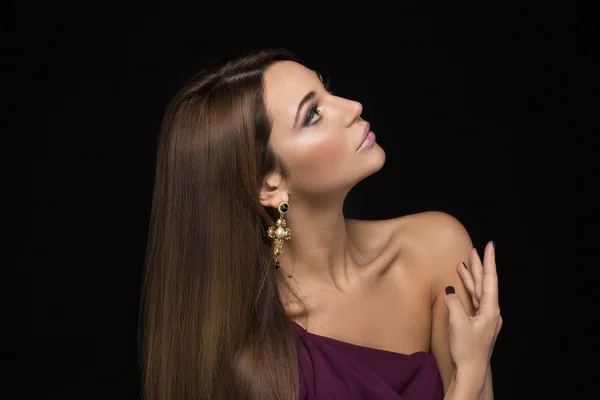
[445,286,455,295]
[462,261,468,270]
[492,241,496,250]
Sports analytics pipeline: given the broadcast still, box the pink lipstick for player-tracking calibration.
[356,123,376,153]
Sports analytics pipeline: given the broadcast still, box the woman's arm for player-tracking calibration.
[411,211,495,399]
[432,285,494,400]
[481,366,494,400]
[443,365,488,399]
[433,293,495,400]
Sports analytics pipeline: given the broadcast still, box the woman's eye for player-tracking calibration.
[304,105,322,126]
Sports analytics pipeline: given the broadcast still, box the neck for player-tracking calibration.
[275,196,363,287]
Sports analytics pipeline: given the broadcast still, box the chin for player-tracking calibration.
[358,145,386,181]
[369,144,386,171]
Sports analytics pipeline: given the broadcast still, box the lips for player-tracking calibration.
[356,123,371,151]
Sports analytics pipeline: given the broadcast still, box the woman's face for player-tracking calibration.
[263,61,385,197]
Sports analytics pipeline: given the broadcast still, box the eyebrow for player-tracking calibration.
[293,91,317,129]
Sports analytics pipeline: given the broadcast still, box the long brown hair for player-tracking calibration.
[140,49,302,399]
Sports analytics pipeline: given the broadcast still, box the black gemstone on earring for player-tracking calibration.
[275,261,280,269]
[280,203,288,213]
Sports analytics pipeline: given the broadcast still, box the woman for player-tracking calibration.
[140,48,502,400]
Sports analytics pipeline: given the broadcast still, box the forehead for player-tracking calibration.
[263,61,320,124]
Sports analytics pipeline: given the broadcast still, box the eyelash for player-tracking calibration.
[303,104,321,127]
[302,77,333,127]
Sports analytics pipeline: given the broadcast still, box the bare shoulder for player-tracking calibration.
[345,212,473,281]
[346,212,471,254]
[392,211,474,299]
[393,211,472,246]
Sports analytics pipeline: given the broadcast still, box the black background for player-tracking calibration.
[23,3,581,399]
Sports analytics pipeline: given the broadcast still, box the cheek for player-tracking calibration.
[288,135,349,181]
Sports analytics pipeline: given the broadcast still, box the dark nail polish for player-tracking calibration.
[445,286,455,295]
[492,241,496,250]
[462,261,468,269]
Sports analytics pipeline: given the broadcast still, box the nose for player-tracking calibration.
[345,100,363,127]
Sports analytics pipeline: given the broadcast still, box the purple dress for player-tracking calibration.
[292,321,444,400]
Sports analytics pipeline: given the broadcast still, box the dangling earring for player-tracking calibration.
[267,201,292,269]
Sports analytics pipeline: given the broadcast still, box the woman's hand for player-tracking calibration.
[444,241,502,370]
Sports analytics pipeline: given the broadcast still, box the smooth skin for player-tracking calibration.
[259,60,501,399]
[443,241,502,399]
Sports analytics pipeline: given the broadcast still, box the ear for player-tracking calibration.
[259,172,288,210]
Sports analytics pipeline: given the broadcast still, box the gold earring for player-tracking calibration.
[267,201,292,269]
